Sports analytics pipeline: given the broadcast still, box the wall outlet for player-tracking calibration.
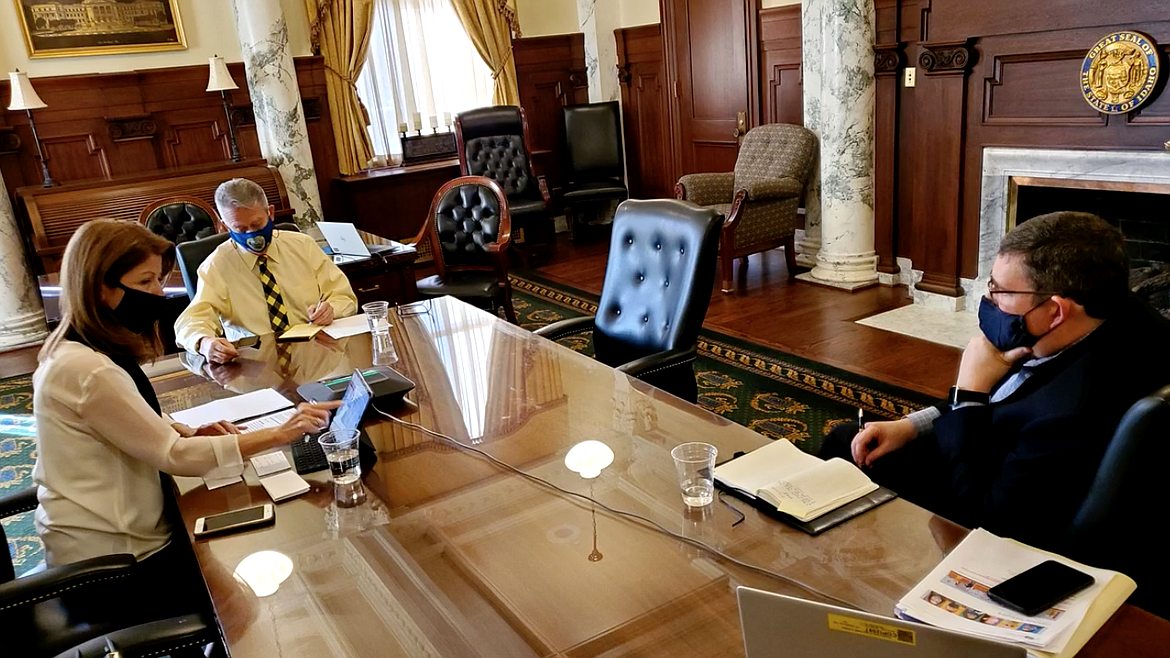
[903,67,916,88]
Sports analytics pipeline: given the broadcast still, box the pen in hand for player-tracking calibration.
[858,407,865,427]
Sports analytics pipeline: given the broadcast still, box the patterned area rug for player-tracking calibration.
[0,374,38,575]
[510,271,941,455]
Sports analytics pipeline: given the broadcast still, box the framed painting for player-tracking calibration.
[13,0,187,59]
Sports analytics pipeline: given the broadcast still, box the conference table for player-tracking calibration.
[155,296,1168,657]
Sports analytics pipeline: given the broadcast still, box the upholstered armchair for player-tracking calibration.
[534,199,722,403]
[675,123,816,293]
[455,106,553,265]
[411,176,517,323]
[140,196,221,244]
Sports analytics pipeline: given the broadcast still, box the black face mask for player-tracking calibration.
[112,284,167,335]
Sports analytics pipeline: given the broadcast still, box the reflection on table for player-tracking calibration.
[161,297,1168,658]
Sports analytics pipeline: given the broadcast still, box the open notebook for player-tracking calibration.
[715,439,886,524]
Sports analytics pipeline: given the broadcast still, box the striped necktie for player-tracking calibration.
[256,254,293,377]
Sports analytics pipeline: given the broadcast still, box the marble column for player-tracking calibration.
[230,0,324,227]
[578,0,621,102]
[797,0,823,268]
[798,0,879,289]
[0,170,48,350]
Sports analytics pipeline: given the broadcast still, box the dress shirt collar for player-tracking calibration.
[1017,320,1105,370]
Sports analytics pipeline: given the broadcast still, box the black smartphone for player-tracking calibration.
[987,560,1095,617]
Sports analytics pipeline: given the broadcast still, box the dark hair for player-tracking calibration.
[998,211,1128,319]
[40,219,176,362]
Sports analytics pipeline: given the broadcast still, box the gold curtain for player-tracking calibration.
[305,0,376,175]
[449,0,521,106]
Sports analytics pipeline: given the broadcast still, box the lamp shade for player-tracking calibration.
[6,71,47,111]
[206,56,239,92]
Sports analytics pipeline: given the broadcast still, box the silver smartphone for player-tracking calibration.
[193,504,274,538]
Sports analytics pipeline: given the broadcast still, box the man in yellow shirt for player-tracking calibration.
[175,178,357,363]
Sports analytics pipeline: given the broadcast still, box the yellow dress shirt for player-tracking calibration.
[175,230,358,352]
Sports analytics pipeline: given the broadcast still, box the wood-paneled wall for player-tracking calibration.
[512,34,590,202]
[759,5,803,126]
[879,0,1170,293]
[617,24,673,199]
[0,56,340,222]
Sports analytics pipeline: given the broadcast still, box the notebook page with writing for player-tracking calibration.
[756,458,880,521]
[713,439,822,497]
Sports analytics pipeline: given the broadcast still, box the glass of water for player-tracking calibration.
[362,301,391,335]
[671,442,717,507]
[318,429,365,507]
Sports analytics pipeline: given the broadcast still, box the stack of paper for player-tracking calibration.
[895,528,1136,658]
[714,439,878,522]
[322,313,372,339]
[249,451,310,502]
[172,388,293,427]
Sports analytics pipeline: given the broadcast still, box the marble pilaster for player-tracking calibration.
[797,0,823,268]
[578,0,621,102]
[800,0,879,288]
[0,170,48,350]
[230,0,323,227]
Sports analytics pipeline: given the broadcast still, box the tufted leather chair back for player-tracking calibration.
[434,181,505,268]
[732,123,817,191]
[593,199,722,367]
[457,106,539,200]
[563,101,624,182]
[142,197,219,245]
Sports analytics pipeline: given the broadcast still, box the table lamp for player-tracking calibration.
[206,55,243,162]
[6,70,53,188]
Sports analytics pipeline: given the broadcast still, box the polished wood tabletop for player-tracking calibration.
[158,297,1168,658]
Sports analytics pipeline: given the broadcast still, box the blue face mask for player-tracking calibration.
[229,219,274,254]
[978,296,1051,352]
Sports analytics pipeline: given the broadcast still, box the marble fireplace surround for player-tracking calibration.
[859,147,1170,348]
[925,147,1170,313]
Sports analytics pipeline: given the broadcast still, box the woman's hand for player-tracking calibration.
[193,420,241,436]
[850,418,918,467]
[276,401,340,442]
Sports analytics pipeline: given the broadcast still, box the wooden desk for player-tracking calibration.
[332,159,461,242]
[159,298,1169,657]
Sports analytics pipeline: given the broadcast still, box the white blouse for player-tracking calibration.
[33,340,244,565]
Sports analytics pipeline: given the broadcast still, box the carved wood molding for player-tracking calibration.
[919,39,977,75]
[0,127,19,155]
[107,115,157,143]
[874,43,905,77]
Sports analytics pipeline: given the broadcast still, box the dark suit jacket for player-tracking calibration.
[931,296,1170,547]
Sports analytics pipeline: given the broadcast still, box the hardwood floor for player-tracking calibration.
[537,234,961,399]
[2,235,964,399]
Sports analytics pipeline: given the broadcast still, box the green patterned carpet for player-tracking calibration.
[0,374,38,576]
[510,271,941,454]
[3,276,940,575]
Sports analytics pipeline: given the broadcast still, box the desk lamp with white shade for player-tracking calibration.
[6,70,53,188]
[206,55,243,163]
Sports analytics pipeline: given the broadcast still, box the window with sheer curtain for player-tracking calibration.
[356,0,496,163]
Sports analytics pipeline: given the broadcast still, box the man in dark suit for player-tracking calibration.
[821,212,1170,548]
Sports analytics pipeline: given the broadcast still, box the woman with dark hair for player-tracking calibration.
[33,219,336,568]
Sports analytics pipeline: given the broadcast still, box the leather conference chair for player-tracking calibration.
[1064,384,1170,619]
[534,199,722,403]
[140,196,221,245]
[561,101,628,239]
[51,614,221,658]
[410,176,517,323]
[176,222,302,298]
[0,488,222,657]
[675,123,816,292]
[455,106,553,265]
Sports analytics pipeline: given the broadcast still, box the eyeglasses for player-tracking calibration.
[986,281,1055,298]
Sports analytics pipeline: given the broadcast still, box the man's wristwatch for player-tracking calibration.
[949,386,990,407]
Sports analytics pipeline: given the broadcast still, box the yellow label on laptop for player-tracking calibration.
[827,613,916,646]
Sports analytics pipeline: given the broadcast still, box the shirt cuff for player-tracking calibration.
[904,406,942,437]
[200,432,245,480]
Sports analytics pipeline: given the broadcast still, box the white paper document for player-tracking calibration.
[895,528,1133,657]
[237,408,296,431]
[250,450,292,478]
[203,474,242,490]
[172,388,293,427]
[323,313,372,339]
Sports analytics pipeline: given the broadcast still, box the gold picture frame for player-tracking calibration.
[13,0,187,59]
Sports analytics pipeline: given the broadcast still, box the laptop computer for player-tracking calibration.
[737,587,1025,658]
[317,221,372,263]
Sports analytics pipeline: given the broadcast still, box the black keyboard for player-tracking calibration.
[290,434,329,474]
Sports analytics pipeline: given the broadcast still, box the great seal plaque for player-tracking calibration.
[1081,31,1161,114]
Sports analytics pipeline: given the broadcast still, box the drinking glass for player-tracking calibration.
[362,301,391,335]
[318,429,365,507]
[671,442,717,507]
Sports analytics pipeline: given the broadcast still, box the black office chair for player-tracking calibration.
[411,176,517,323]
[1064,384,1170,619]
[534,199,722,402]
[0,489,222,657]
[51,614,219,658]
[455,106,553,264]
[562,101,628,239]
[140,196,220,245]
[175,222,302,298]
